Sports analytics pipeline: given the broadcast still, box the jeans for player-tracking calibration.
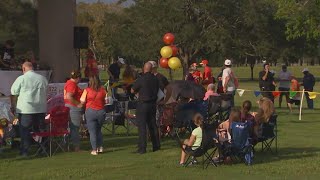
[18,113,45,155]
[85,108,105,150]
[136,102,160,152]
[226,91,235,107]
[305,92,314,109]
[65,104,82,147]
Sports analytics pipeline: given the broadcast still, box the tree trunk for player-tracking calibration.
[250,65,254,81]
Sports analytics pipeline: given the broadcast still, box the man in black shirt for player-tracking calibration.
[301,68,315,109]
[131,62,160,154]
[259,63,276,102]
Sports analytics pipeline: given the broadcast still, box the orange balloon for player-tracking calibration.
[159,58,169,68]
[170,45,178,56]
[163,33,175,45]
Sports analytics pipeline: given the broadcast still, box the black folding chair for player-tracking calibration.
[258,114,278,153]
[174,123,218,169]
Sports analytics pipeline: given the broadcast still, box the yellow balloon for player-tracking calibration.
[168,57,182,70]
[160,46,173,58]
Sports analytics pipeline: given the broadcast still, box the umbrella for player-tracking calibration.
[166,80,205,103]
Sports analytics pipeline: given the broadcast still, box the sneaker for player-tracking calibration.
[97,147,103,153]
[91,151,98,155]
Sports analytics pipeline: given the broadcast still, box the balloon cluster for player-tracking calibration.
[159,33,181,70]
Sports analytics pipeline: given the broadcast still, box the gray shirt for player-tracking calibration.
[278,71,291,88]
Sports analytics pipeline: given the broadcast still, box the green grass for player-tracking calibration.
[99,65,320,82]
[1,83,320,179]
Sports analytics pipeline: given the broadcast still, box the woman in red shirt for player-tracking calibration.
[80,75,107,155]
[64,71,83,151]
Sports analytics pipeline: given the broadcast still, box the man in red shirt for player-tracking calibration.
[200,59,214,87]
[64,71,83,151]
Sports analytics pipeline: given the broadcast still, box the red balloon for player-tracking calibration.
[170,45,178,56]
[159,58,169,68]
[163,33,175,45]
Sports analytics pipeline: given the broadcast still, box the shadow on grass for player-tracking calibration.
[253,147,320,164]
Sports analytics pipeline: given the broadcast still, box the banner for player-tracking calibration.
[47,83,88,100]
[237,89,245,97]
[308,92,317,99]
[254,91,261,97]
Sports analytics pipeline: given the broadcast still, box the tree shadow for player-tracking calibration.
[253,147,320,164]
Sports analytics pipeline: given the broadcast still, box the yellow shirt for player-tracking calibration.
[191,127,202,150]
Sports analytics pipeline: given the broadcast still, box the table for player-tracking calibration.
[0,70,52,96]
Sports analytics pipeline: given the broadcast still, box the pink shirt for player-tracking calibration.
[203,90,219,100]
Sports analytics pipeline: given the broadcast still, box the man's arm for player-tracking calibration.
[262,71,268,81]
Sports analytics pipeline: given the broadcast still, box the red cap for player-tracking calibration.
[200,59,208,65]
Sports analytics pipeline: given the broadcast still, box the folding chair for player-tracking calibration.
[175,123,218,169]
[223,121,254,165]
[207,95,231,124]
[258,114,278,153]
[32,106,70,157]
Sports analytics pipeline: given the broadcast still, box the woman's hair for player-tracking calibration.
[256,97,275,123]
[88,75,101,91]
[70,70,81,79]
[241,100,252,115]
[123,65,136,79]
[207,83,215,91]
[229,108,241,123]
[193,113,203,128]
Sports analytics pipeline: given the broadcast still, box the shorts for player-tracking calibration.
[289,99,300,105]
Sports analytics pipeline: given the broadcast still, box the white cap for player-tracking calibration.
[117,57,125,64]
[302,68,309,72]
[224,59,232,66]
[148,61,158,68]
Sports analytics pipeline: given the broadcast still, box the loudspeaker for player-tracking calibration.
[74,26,89,49]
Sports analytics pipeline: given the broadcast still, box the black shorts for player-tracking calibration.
[289,99,300,105]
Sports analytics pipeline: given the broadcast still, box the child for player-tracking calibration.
[203,83,219,101]
[185,68,196,82]
[179,113,203,165]
[217,108,241,143]
[288,76,301,112]
[240,100,254,123]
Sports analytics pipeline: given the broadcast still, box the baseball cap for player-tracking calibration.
[148,61,158,68]
[200,59,208,65]
[302,68,309,72]
[117,57,125,65]
[224,59,232,66]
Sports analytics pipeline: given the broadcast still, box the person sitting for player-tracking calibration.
[179,113,203,165]
[217,108,241,143]
[251,97,275,142]
[240,100,254,123]
[203,83,219,101]
[122,64,137,99]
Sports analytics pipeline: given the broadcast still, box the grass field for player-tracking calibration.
[99,65,320,81]
[1,81,320,179]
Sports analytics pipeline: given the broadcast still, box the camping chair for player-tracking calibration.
[207,94,231,124]
[31,106,70,157]
[222,121,254,165]
[258,114,278,153]
[174,123,218,169]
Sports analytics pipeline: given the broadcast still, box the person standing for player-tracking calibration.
[0,40,15,68]
[278,65,292,108]
[301,68,315,109]
[80,76,107,155]
[191,63,201,84]
[108,57,125,98]
[259,63,276,102]
[10,62,48,156]
[222,59,238,107]
[84,50,99,78]
[64,71,83,151]
[131,62,160,154]
[200,59,214,88]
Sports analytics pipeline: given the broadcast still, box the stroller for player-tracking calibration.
[219,121,254,165]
